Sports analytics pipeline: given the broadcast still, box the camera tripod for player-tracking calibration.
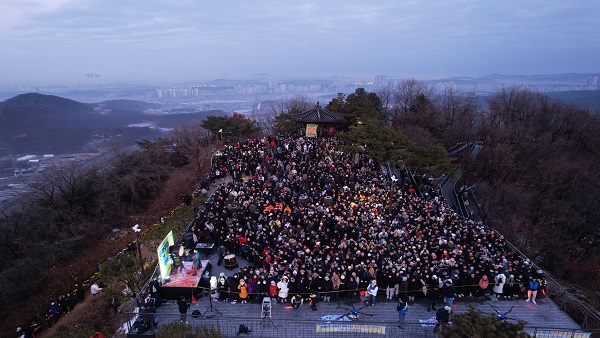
[260,297,277,329]
[203,291,223,316]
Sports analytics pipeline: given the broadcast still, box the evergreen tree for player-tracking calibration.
[441,306,530,338]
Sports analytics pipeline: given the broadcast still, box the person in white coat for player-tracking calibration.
[493,272,506,299]
[91,283,103,295]
[277,277,289,303]
[210,276,218,300]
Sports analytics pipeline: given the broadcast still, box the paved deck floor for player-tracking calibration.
[135,252,581,338]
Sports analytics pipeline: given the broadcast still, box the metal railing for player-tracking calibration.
[448,141,471,156]
[122,312,436,338]
[452,172,468,217]
[120,311,597,338]
[405,167,423,198]
[454,180,600,332]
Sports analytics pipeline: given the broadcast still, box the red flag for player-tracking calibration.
[192,293,198,303]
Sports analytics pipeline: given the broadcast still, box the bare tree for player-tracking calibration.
[27,162,92,213]
[266,96,313,134]
[488,87,541,125]
[438,86,479,143]
[170,123,213,179]
[376,83,394,125]
[0,205,27,262]
[391,79,435,122]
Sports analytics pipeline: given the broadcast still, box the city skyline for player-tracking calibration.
[1,0,599,84]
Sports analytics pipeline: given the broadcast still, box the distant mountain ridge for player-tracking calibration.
[0,93,158,155]
[0,93,222,156]
[0,93,94,116]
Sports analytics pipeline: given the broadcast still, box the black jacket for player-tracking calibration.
[177,299,190,314]
[436,308,450,324]
[442,283,456,298]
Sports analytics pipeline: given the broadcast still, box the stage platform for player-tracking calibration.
[160,260,211,300]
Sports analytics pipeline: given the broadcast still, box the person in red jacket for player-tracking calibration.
[269,281,278,299]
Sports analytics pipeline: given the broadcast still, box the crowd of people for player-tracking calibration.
[17,132,547,336]
[183,133,544,310]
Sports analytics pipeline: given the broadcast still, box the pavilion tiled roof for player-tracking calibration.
[290,103,344,123]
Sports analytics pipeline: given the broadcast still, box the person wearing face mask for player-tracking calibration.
[238,279,249,304]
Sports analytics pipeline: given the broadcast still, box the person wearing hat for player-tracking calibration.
[426,275,440,312]
[238,279,248,304]
[434,306,451,333]
[526,275,540,304]
[309,292,318,311]
[367,279,378,305]
[277,277,289,303]
[291,293,304,317]
[269,280,278,299]
[218,273,229,301]
[441,279,456,308]
[493,270,506,299]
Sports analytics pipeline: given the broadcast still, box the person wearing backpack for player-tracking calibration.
[397,297,408,329]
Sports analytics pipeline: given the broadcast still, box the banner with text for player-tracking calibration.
[523,329,591,338]
[316,324,386,334]
[306,124,318,138]
[157,230,175,281]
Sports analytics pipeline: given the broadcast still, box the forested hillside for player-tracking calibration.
[467,88,600,288]
[0,112,256,335]
[373,83,599,305]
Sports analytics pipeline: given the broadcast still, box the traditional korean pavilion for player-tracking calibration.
[290,102,344,137]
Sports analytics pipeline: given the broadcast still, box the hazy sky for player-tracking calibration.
[1,0,598,83]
